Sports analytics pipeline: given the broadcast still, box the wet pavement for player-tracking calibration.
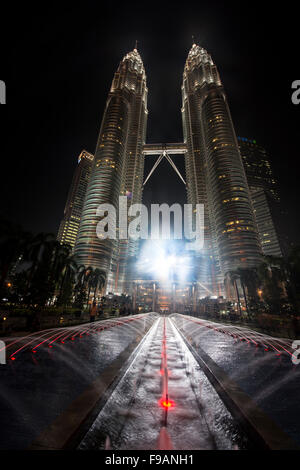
[79,317,246,450]
[171,314,300,447]
[0,313,298,450]
[0,314,156,449]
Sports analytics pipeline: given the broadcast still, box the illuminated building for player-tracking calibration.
[132,280,198,314]
[74,47,148,292]
[57,150,94,248]
[182,44,262,295]
[73,44,263,300]
[238,137,283,257]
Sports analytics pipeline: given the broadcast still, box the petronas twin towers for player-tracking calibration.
[74,44,262,296]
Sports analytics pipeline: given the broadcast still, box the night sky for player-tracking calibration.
[1,1,300,244]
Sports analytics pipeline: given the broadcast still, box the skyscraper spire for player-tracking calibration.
[134,39,138,51]
[73,45,262,299]
[182,43,262,294]
[74,48,148,293]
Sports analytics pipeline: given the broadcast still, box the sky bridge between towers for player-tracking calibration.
[142,143,187,186]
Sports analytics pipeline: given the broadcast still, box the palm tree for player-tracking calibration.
[287,246,300,312]
[235,267,259,316]
[0,217,33,290]
[25,239,74,307]
[26,232,55,284]
[26,238,57,306]
[74,266,94,308]
[76,267,106,308]
[257,256,286,314]
[225,271,242,316]
[56,247,78,307]
[90,269,106,302]
[73,265,88,310]
[85,267,94,306]
[75,265,88,288]
[17,234,58,306]
[49,242,71,286]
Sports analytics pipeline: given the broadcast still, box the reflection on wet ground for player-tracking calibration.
[0,314,156,449]
[79,317,247,450]
[171,314,300,447]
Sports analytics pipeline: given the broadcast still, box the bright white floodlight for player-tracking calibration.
[136,240,192,283]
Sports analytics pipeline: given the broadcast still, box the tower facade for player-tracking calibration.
[182,44,262,295]
[71,44,266,301]
[57,150,94,248]
[238,137,283,257]
[74,48,148,292]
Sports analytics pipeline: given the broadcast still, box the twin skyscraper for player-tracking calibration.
[72,43,262,296]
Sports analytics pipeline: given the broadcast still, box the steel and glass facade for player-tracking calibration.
[182,45,262,295]
[74,48,148,292]
[72,44,264,299]
[238,137,283,257]
[57,150,94,248]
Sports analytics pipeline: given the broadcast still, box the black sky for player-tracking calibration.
[1,1,300,243]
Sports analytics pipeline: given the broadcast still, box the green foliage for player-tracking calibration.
[73,287,87,310]
[2,215,299,320]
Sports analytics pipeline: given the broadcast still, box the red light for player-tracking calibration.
[159,397,175,409]
[11,357,15,361]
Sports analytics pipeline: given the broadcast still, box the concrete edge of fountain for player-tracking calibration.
[172,321,300,450]
[28,319,157,451]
